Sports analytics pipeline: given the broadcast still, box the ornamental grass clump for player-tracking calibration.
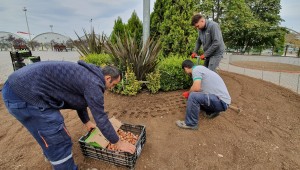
[103,33,161,81]
[73,29,105,57]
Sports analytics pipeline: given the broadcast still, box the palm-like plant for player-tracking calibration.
[104,33,161,80]
[73,28,105,57]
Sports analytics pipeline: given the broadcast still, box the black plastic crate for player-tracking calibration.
[78,123,146,169]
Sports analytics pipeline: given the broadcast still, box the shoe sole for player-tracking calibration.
[204,112,220,119]
[176,121,198,130]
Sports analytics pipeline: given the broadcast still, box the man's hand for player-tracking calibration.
[115,140,136,154]
[191,52,197,58]
[182,91,190,99]
[85,121,96,131]
[200,54,205,60]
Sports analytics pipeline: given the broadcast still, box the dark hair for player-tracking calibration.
[191,14,204,26]
[182,60,194,69]
[102,65,122,81]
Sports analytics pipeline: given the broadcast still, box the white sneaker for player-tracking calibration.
[176,120,198,130]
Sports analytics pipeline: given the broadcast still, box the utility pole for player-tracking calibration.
[23,7,32,41]
[23,7,32,50]
[143,0,150,46]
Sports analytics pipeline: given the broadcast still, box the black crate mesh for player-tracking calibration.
[78,123,146,169]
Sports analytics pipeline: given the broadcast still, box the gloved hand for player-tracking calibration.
[182,91,190,99]
[191,52,197,58]
[200,54,205,60]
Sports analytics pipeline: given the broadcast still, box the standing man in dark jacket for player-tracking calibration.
[2,60,135,170]
[191,14,225,72]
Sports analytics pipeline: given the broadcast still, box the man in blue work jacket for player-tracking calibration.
[2,60,135,170]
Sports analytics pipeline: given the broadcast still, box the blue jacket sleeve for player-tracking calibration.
[76,109,90,124]
[84,85,119,144]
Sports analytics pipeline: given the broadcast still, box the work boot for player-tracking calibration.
[175,120,198,130]
[203,112,220,119]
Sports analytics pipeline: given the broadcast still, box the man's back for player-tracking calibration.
[7,60,105,109]
[192,65,231,104]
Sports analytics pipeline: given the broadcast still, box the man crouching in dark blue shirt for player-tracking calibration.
[2,60,135,170]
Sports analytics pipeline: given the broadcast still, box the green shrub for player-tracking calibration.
[195,57,205,65]
[83,53,113,67]
[146,70,160,94]
[157,55,194,91]
[113,80,124,94]
[114,67,142,96]
[199,48,205,56]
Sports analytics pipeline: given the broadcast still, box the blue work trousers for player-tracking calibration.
[2,82,77,170]
[185,92,228,126]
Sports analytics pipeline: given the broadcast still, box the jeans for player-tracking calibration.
[185,92,228,126]
[2,82,77,170]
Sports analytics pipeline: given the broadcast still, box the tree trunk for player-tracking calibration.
[259,48,262,55]
[284,45,288,56]
[212,7,214,21]
[216,0,220,23]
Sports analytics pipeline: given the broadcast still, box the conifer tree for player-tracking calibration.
[110,17,126,43]
[127,11,143,46]
[151,0,199,56]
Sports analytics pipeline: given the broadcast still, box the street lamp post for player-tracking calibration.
[23,7,32,50]
[143,0,150,46]
[90,19,93,33]
[50,25,53,32]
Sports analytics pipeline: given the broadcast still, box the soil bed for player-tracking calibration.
[231,61,300,73]
[0,71,299,169]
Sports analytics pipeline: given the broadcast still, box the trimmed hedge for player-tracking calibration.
[157,55,194,91]
[83,53,113,67]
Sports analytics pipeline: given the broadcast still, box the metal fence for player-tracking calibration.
[219,54,300,94]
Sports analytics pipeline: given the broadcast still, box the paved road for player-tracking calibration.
[0,51,81,84]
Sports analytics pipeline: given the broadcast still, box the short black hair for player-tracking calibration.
[191,14,204,26]
[102,65,122,81]
[182,60,194,69]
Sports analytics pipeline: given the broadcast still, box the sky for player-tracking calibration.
[0,0,299,40]
[279,0,300,33]
[0,0,155,40]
